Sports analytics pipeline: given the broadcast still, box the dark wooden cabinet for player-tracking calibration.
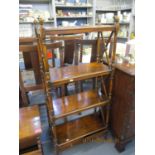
[111,63,135,152]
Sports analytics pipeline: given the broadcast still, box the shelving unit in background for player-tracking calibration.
[95,0,134,43]
[19,0,135,40]
[53,0,95,27]
[19,0,54,37]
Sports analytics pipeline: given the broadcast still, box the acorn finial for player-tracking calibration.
[114,16,119,23]
[39,18,44,25]
[33,19,37,24]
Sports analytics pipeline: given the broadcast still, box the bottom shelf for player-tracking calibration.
[22,150,42,155]
[56,114,107,147]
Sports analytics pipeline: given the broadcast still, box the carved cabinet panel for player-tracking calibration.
[111,63,135,152]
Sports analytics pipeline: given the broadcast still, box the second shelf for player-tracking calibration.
[52,90,109,119]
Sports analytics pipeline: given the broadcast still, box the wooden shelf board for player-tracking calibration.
[117,37,128,39]
[56,5,92,8]
[56,114,106,146]
[56,16,93,19]
[19,21,54,24]
[52,90,109,119]
[96,8,132,12]
[19,0,49,3]
[49,63,111,86]
[96,9,116,12]
[22,150,42,155]
[96,22,129,25]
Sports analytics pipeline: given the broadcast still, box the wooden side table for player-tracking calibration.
[19,105,42,151]
[111,63,135,152]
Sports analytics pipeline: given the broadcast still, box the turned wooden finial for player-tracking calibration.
[114,16,120,23]
[114,16,120,32]
[33,19,37,25]
[39,18,44,26]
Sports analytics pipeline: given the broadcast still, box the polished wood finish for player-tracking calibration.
[22,150,42,155]
[19,37,43,106]
[111,62,135,152]
[19,37,37,43]
[112,63,135,76]
[19,44,37,52]
[19,105,42,150]
[19,69,29,106]
[19,38,42,84]
[56,114,107,147]
[49,62,111,86]
[24,84,43,92]
[44,25,116,35]
[19,37,37,70]
[49,35,83,41]
[37,20,119,155]
[52,90,109,119]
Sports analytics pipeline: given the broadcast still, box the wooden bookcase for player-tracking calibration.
[35,20,119,154]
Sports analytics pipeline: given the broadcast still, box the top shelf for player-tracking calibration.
[55,5,92,8]
[96,8,132,12]
[19,0,49,3]
[49,63,111,86]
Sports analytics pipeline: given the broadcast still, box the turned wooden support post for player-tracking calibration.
[39,18,45,39]
[106,68,115,125]
[112,16,120,63]
[97,32,101,63]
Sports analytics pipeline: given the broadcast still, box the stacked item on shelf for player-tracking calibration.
[55,0,93,27]
[118,11,131,23]
[117,11,131,39]
[96,0,132,11]
[55,0,91,6]
[56,9,91,18]
[113,40,135,64]
[19,4,51,23]
[19,4,33,22]
[125,39,135,57]
[118,25,128,38]
[55,0,65,5]
[19,24,33,37]
[97,13,115,24]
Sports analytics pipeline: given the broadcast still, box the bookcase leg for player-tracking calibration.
[115,141,125,153]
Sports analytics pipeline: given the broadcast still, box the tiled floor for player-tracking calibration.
[20,60,135,155]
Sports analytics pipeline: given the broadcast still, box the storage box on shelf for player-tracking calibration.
[35,18,119,155]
